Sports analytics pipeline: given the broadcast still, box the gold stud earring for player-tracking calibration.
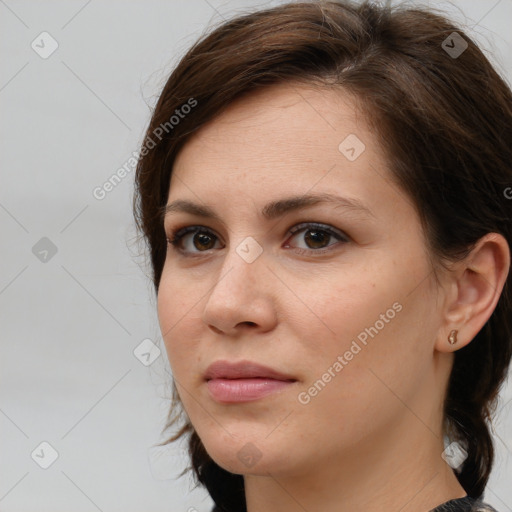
[448,329,458,345]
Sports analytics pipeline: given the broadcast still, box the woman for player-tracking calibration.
[133,1,512,511]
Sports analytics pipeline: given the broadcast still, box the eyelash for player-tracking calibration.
[165,222,349,257]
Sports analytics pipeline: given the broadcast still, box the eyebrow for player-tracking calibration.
[161,193,375,224]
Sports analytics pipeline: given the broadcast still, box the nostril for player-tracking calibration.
[236,321,258,329]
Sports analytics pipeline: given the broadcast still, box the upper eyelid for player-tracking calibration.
[167,221,345,235]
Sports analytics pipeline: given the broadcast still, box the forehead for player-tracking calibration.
[166,82,411,225]
[172,82,375,177]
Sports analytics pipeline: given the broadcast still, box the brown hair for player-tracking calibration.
[132,1,512,510]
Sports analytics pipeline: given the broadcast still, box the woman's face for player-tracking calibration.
[157,83,449,478]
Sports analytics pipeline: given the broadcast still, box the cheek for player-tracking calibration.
[296,254,434,394]
[307,285,435,428]
[292,309,428,452]
[302,260,399,343]
[157,274,201,371]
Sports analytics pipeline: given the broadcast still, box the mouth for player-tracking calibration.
[204,360,297,403]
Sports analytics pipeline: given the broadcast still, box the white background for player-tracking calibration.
[1,1,511,511]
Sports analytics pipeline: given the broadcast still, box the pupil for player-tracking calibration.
[305,229,328,249]
[195,232,215,250]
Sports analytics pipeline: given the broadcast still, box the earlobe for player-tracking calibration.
[436,233,510,353]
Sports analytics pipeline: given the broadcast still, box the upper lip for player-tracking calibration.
[204,360,297,381]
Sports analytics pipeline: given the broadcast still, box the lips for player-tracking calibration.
[204,360,297,403]
[204,360,296,382]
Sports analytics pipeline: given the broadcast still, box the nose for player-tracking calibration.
[201,239,277,336]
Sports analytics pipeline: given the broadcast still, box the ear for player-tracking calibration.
[435,233,510,353]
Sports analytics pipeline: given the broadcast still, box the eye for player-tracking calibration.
[166,225,221,255]
[284,222,348,253]
[165,222,349,257]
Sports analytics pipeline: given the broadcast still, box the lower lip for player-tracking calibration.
[206,378,295,403]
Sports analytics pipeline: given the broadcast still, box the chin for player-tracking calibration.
[198,434,288,474]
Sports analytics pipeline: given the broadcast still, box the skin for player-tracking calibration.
[157,82,510,512]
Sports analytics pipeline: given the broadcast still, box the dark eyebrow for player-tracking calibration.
[161,193,375,224]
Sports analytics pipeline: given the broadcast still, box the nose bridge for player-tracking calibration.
[213,233,265,296]
[201,232,272,332]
